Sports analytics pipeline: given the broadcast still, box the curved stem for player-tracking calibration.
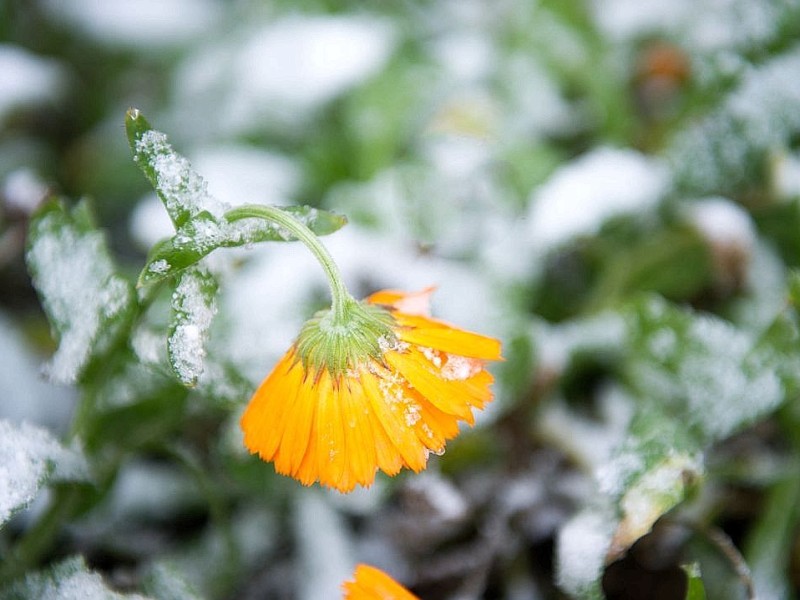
[226,205,352,322]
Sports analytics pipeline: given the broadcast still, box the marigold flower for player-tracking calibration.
[240,287,502,493]
[341,564,419,600]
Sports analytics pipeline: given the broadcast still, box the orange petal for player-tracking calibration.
[366,287,436,316]
[384,348,487,422]
[315,371,348,490]
[342,564,419,600]
[360,364,428,472]
[241,351,302,462]
[273,368,318,477]
[342,378,379,488]
[393,314,502,360]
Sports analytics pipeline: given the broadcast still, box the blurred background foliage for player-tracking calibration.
[4,0,800,598]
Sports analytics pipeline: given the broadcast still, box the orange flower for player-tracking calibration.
[341,564,419,600]
[240,288,502,492]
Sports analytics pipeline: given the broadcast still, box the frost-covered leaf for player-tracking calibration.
[126,109,226,228]
[0,420,89,526]
[669,45,800,195]
[0,556,150,600]
[625,296,784,441]
[26,199,135,384]
[168,266,218,386]
[557,296,791,597]
[137,204,347,287]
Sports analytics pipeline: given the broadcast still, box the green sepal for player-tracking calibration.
[295,297,396,377]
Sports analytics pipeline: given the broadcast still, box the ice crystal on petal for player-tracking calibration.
[441,354,482,381]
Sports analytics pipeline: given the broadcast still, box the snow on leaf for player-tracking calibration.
[0,556,150,600]
[608,451,703,561]
[137,205,347,287]
[626,296,784,441]
[168,266,218,386]
[0,420,89,526]
[26,199,134,384]
[669,45,800,195]
[126,109,227,228]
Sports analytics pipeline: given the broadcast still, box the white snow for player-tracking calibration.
[0,420,88,525]
[42,0,220,49]
[686,197,755,256]
[236,16,395,111]
[526,147,669,250]
[2,168,49,214]
[556,507,615,597]
[0,44,65,124]
[169,269,217,385]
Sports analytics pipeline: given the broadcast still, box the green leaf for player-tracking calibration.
[168,266,218,386]
[683,563,707,600]
[26,198,135,384]
[137,204,347,287]
[0,420,90,526]
[0,556,149,600]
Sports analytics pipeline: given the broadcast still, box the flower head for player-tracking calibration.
[240,287,502,493]
[341,564,418,600]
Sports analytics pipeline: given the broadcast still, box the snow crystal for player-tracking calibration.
[148,259,170,274]
[440,354,482,381]
[28,216,133,384]
[135,129,228,223]
[526,147,669,250]
[0,420,88,525]
[42,0,219,49]
[556,507,615,596]
[169,271,217,384]
[5,556,149,600]
[0,44,64,123]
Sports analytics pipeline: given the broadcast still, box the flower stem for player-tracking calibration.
[226,205,352,322]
